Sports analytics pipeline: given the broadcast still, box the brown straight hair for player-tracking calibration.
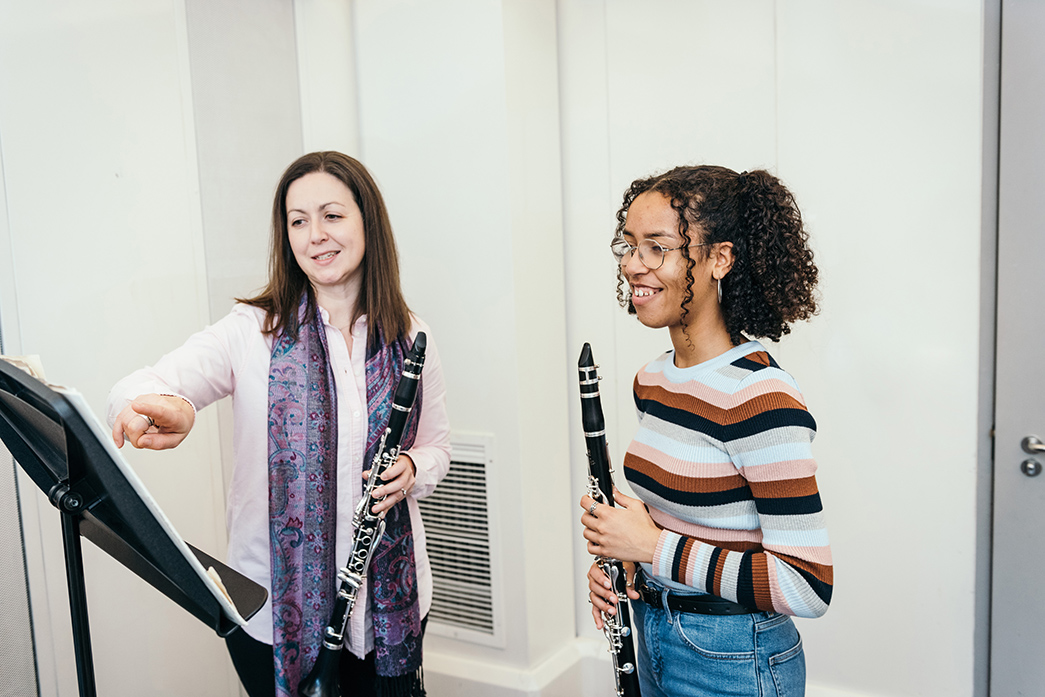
[238,151,411,349]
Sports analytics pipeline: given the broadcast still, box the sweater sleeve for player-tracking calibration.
[648,369,833,618]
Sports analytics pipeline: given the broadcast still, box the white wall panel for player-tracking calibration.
[605,0,778,457]
[348,2,527,668]
[350,0,576,679]
[185,0,302,317]
[557,1,625,655]
[501,0,575,666]
[0,1,296,694]
[561,1,990,696]
[294,0,361,156]
[773,3,985,696]
[560,0,779,647]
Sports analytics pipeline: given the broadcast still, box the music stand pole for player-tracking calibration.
[0,359,267,695]
[53,483,97,697]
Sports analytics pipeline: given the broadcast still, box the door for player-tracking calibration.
[992,1,1045,694]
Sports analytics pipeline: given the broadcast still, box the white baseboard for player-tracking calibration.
[425,639,870,697]
[424,637,614,697]
[807,685,877,697]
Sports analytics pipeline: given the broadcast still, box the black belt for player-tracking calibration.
[635,579,756,616]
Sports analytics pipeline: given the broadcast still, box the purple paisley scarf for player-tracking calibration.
[268,297,424,697]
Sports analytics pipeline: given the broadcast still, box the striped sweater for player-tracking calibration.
[624,341,832,618]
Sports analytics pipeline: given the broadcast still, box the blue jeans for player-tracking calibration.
[631,589,805,697]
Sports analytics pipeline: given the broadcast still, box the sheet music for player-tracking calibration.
[0,354,49,382]
[56,387,248,627]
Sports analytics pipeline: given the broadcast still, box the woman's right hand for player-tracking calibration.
[111,393,195,450]
[587,560,639,630]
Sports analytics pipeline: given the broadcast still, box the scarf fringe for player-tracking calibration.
[374,666,425,697]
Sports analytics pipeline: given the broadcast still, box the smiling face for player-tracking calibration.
[286,171,366,300]
[621,191,718,333]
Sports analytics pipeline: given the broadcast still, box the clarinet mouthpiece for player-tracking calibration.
[579,342,593,369]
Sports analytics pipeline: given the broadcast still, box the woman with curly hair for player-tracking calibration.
[580,165,831,697]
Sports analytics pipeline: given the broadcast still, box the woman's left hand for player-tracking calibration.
[366,454,416,515]
[580,487,661,564]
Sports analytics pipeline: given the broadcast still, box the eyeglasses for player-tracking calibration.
[610,237,710,270]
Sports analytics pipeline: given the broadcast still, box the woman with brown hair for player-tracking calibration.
[580,165,831,696]
[108,151,450,697]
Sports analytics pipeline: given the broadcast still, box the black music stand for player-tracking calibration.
[0,359,268,697]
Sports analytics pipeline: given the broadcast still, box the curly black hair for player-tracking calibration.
[614,165,819,345]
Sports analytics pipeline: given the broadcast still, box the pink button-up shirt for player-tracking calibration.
[107,304,451,657]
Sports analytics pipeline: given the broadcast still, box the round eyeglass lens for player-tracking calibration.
[637,240,666,269]
[610,238,668,269]
[610,238,631,263]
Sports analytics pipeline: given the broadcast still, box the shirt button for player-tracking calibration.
[353,411,361,418]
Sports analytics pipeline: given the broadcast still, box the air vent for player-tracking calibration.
[418,432,503,646]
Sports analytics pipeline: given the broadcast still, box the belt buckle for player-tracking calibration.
[635,579,659,608]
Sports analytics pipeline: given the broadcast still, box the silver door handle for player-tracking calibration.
[1022,436,1045,454]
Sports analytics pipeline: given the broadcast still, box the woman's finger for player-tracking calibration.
[587,563,616,605]
[376,477,411,504]
[131,412,156,432]
[384,453,416,479]
[369,457,416,514]
[580,505,604,532]
[624,561,641,600]
[590,589,615,615]
[612,486,640,508]
[376,462,414,498]
[579,494,596,514]
[588,578,616,607]
[116,395,194,450]
[131,398,191,433]
[136,432,188,451]
[112,409,134,448]
[130,401,165,423]
[591,586,616,617]
[588,563,612,590]
[370,485,410,514]
[116,408,153,449]
[586,561,615,629]
[591,602,604,631]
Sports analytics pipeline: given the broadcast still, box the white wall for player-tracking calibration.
[0,1,302,695]
[0,2,233,695]
[347,0,578,683]
[561,2,991,696]
[773,5,988,695]
[0,1,995,696]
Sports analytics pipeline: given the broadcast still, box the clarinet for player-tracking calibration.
[298,332,427,697]
[578,343,641,697]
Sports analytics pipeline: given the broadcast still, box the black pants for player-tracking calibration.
[225,617,428,697]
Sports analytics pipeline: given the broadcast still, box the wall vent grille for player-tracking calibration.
[418,433,502,646]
